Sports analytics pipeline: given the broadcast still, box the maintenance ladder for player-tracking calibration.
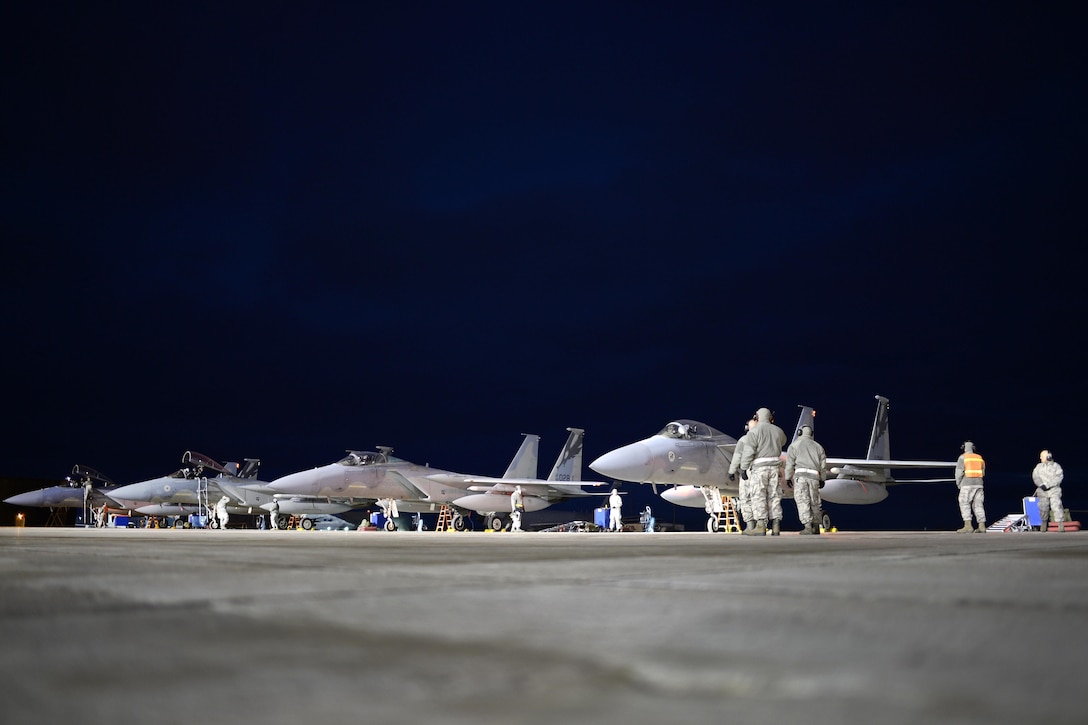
[715,495,742,533]
[435,505,453,532]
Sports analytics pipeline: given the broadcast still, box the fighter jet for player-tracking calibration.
[589,396,955,530]
[106,451,344,523]
[3,465,129,524]
[269,428,608,531]
[436,427,610,531]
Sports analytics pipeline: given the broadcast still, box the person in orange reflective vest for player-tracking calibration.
[955,441,986,532]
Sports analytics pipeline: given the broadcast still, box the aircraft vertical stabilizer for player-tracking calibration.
[503,434,540,479]
[866,395,892,479]
[547,428,585,482]
[792,405,816,443]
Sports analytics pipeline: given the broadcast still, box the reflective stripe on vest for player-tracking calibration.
[963,453,984,478]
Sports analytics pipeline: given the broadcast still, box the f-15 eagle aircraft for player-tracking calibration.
[4,465,132,524]
[589,395,955,530]
[106,451,299,521]
[269,428,608,531]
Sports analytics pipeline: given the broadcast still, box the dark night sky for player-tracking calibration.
[3,3,1083,529]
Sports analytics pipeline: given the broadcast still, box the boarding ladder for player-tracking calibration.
[435,505,453,532]
[196,476,209,526]
[714,495,742,533]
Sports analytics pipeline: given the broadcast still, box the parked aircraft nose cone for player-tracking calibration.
[589,442,655,483]
[269,470,319,494]
[109,481,154,504]
[4,490,46,506]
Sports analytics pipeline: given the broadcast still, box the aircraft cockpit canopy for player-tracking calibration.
[659,420,725,440]
[338,450,391,466]
[65,465,114,488]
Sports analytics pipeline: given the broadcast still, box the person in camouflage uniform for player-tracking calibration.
[785,424,826,535]
[739,407,786,536]
[955,441,986,533]
[728,417,756,533]
[1031,449,1065,532]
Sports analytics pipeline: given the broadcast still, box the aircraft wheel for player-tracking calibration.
[819,511,832,531]
[384,519,398,532]
[707,517,719,533]
[301,518,314,531]
[277,519,288,530]
[488,515,505,532]
[452,516,467,532]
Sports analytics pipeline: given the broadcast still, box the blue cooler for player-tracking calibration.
[594,507,609,529]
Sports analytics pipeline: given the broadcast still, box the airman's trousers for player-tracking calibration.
[793,475,821,525]
[750,466,783,522]
[1037,486,1064,523]
[957,483,985,523]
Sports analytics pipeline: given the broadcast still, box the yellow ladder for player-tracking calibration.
[435,505,453,532]
[717,496,742,533]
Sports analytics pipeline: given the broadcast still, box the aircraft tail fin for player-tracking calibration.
[867,395,892,460]
[791,405,816,444]
[502,434,540,479]
[236,458,261,479]
[547,428,585,482]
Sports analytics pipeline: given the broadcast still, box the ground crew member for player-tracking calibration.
[1032,450,1065,532]
[785,425,826,535]
[609,488,623,532]
[739,407,787,536]
[510,485,525,532]
[728,418,756,533]
[269,499,281,530]
[640,505,656,532]
[215,496,230,530]
[955,441,986,533]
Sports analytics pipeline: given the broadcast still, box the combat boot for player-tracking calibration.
[1058,521,1066,532]
[956,521,973,533]
[743,519,756,534]
[743,519,767,536]
[771,519,781,536]
[799,523,814,535]
[975,522,986,533]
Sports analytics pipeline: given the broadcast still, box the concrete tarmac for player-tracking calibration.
[1,527,1086,724]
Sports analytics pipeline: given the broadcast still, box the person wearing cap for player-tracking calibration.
[785,424,826,535]
[954,441,986,533]
[728,417,757,533]
[739,407,787,535]
[1031,450,1065,532]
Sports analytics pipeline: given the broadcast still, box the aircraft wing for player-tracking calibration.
[427,473,608,488]
[426,473,608,501]
[828,457,956,469]
[826,457,957,485]
[385,469,431,499]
